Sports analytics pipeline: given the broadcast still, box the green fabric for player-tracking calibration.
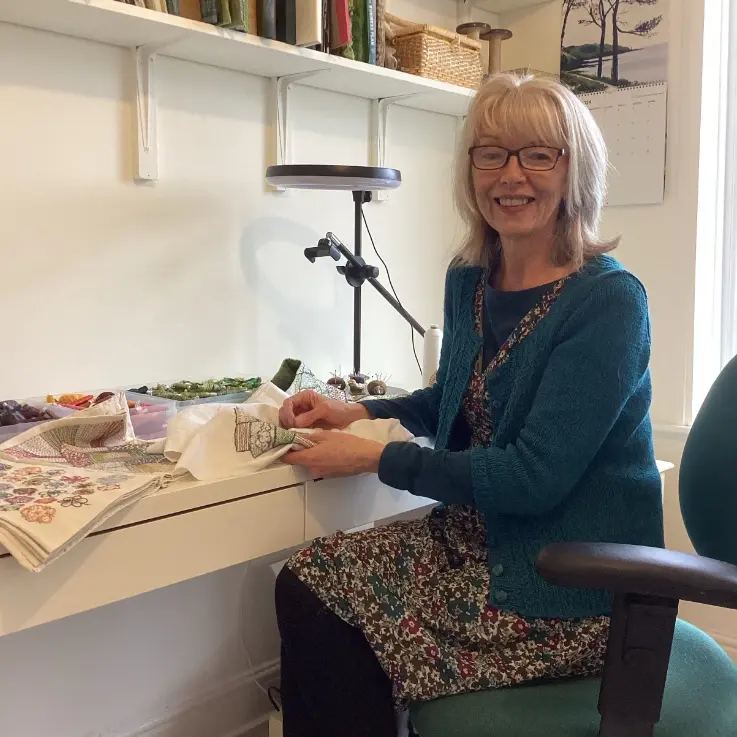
[365,256,664,620]
[680,353,737,566]
[410,620,737,737]
[271,358,302,392]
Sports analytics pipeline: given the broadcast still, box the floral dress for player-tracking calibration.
[286,272,609,708]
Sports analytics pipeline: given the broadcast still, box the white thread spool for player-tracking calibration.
[422,325,443,388]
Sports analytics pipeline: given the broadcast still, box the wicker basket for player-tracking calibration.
[385,14,482,90]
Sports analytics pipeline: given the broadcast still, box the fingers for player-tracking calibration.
[279,400,297,429]
[294,406,329,429]
[279,391,319,429]
[283,447,323,476]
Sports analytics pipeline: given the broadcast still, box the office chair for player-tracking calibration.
[410,355,737,736]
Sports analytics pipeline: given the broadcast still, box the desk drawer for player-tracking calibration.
[305,476,434,539]
[0,484,305,637]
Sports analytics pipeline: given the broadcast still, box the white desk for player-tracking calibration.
[0,461,674,638]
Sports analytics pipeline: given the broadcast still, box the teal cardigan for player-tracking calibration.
[364,255,664,619]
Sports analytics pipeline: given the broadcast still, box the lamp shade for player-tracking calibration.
[265,164,401,191]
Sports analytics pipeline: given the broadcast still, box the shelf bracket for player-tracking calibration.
[269,70,328,192]
[134,43,167,182]
[370,94,417,201]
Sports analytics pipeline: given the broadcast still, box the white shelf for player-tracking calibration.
[473,0,550,13]
[0,0,475,117]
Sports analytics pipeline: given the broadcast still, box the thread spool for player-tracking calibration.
[422,325,443,388]
[480,28,512,76]
[456,21,491,42]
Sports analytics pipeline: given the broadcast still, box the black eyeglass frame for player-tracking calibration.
[468,145,567,172]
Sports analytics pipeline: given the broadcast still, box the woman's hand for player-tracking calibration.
[279,391,370,430]
[283,431,385,478]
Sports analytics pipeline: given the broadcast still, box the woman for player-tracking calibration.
[274,74,664,737]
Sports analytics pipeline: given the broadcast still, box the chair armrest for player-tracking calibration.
[536,542,737,609]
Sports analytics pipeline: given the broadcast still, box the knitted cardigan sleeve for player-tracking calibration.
[361,269,455,438]
[377,273,651,516]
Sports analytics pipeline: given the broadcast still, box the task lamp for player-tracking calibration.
[264,164,437,384]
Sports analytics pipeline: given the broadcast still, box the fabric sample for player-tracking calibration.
[166,387,412,481]
[0,459,163,571]
[0,412,170,475]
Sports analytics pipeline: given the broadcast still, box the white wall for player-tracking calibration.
[0,24,456,400]
[0,12,460,737]
[501,1,561,75]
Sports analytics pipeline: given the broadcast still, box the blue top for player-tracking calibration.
[363,255,664,619]
[482,280,553,367]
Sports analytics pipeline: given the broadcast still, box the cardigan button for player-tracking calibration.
[494,590,509,604]
[492,564,504,577]
[491,399,502,409]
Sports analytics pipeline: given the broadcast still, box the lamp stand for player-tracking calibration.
[304,191,425,379]
[353,190,369,378]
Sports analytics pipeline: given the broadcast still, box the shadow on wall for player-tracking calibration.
[238,215,353,373]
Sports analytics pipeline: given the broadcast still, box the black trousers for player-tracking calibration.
[275,566,398,737]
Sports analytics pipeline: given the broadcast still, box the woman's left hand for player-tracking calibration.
[283,431,385,478]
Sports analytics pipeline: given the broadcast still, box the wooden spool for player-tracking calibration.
[480,28,513,76]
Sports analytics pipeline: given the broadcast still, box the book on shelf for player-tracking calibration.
[276,0,297,43]
[295,0,322,47]
[259,0,277,38]
[180,0,202,18]
[350,0,369,63]
[200,0,218,22]
[225,0,248,31]
[375,0,385,66]
[218,0,231,25]
[117,0,380,57]
[321,0,330,53]
[330,0,351,51]
[248,0,258,35]
[366,0,375,64]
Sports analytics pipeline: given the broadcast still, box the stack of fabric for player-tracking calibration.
[0,459,163,572]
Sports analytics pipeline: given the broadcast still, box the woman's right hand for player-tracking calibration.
[279,391,371,430]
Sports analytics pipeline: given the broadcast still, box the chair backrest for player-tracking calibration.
[680,354,737,566]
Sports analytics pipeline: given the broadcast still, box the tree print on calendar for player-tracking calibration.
[561,0,668,94]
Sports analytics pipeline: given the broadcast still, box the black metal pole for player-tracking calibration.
[353,191,364,377]
[367,277,426,337]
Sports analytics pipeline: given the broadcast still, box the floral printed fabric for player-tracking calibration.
[0,459,162,571]
[286,272,609,708]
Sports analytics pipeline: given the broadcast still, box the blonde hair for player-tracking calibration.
[454,73,619,268]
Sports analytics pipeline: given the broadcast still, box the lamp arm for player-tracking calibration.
[322,232,426,338]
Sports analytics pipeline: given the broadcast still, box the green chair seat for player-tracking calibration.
[410,620,737,737]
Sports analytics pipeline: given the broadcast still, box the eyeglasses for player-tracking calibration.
[468,145,566,172]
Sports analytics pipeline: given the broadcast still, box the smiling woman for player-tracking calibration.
[274,73,663,737]
[455,73,619,275]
